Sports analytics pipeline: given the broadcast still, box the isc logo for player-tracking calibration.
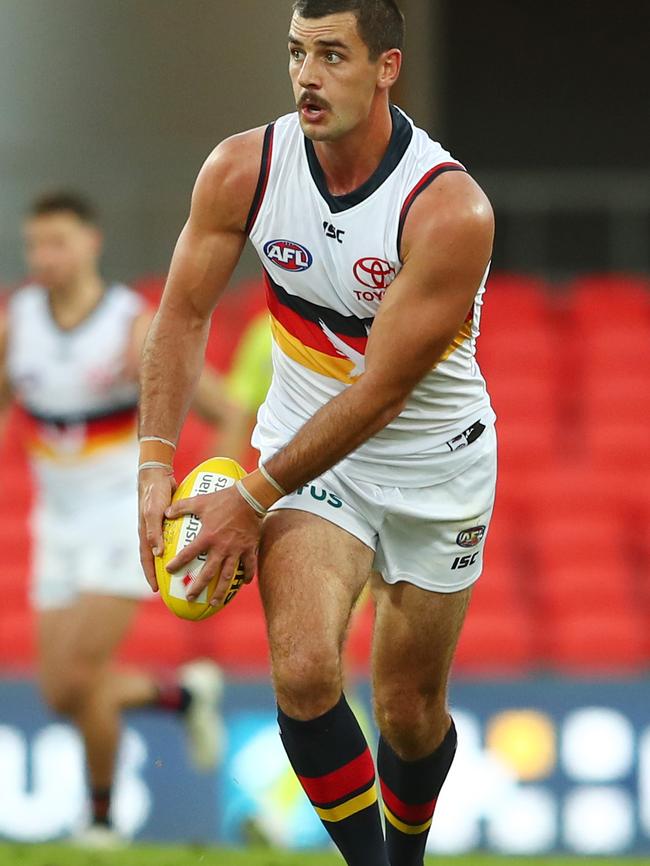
[264,239,313,272]
[451,552,479,570]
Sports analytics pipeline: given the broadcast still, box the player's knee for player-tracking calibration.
[273,650,341,720]
[42,665,95,716]
[374,683,448,759]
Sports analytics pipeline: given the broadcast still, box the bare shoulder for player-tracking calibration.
[401,171,494,262]
[191,126,269,233]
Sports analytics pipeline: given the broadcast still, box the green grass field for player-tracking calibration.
[1,846,648,866]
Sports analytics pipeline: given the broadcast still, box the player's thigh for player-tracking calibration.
[258,509,374,674]
[371,575,472,703]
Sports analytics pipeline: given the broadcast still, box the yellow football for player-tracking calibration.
[155,456,248,621]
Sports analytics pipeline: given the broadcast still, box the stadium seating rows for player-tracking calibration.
[1,272,649,676]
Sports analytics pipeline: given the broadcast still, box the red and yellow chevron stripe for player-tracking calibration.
[299,747,379,823]
[265,269,475,386]
[380,779,438,835]
[25,407,137,462]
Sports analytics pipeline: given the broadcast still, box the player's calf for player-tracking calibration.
[376,699,457,866]
[279,694,389,866]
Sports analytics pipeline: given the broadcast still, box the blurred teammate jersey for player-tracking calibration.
[249,106,495,487]
[6,283,142,508]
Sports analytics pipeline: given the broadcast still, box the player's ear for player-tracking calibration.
[376,49,402,92]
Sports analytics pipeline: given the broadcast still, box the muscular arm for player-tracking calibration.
[138,128,264,585]
[138,128,265,445]
[263,172,494,494]
[131,310,232,428]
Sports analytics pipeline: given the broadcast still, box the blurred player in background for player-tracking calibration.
[0,192,229,848]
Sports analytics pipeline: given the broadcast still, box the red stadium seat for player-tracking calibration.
[479,325,560,379]
[489,371,558,426]
[483,272,556,325]
[581,371,650,422]
[2,565,30,609]
[568,274,650,326]
[533,557,634,614]
[0,609,35,670]
[455,605,537,673]
[586,420,650,473]
[480,274,561,384]
[471,567,523,614]
[521,464,640,520]
[543,609,648,672]
[580,328,650,380]
[532,512,626,567]
[496,416,558,472]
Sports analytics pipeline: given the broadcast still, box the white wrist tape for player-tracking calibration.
[259,463,287,497]
[138,461,173,473]
[139,436,177,450]
[235,480,267,517]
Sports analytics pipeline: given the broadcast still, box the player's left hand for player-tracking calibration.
[165,486,262,607]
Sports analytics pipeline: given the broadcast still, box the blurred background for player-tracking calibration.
[0,0,649,856]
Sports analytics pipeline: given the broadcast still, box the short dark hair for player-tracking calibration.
[292,0,405,60]
[29,191,99,225]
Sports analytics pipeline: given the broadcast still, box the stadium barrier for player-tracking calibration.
[0,676,648,855]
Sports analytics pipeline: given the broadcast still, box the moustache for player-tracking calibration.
[298,93,331,111]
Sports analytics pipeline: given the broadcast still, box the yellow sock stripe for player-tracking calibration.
[383,803,433,835]
[313,785,378,823]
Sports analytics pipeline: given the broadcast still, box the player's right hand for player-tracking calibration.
[138,467,177,592]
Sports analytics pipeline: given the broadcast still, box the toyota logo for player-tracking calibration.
[353,257,397,290]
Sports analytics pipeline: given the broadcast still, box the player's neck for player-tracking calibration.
[312,100,393,198]
[48,272,106,331]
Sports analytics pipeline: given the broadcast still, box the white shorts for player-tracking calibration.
[30,489,149,611]
[262,425,497,593]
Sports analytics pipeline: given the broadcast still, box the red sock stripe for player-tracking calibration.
[298,748,375,806]
[380,779,438,825]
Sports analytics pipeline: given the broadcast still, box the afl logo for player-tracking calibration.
[456,525,486,549]
[264,240,313,272]
[354,257,396,290]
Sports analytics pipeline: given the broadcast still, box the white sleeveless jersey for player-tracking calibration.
[250,106,495,487]
[6,284,143,505]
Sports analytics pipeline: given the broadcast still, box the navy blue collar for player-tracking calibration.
[304,105,413,213]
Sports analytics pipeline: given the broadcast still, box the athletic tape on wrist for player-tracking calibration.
[139,436,177,450]
[259,463,287,496]
[235,480,267,517]
[138,461,173,473]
